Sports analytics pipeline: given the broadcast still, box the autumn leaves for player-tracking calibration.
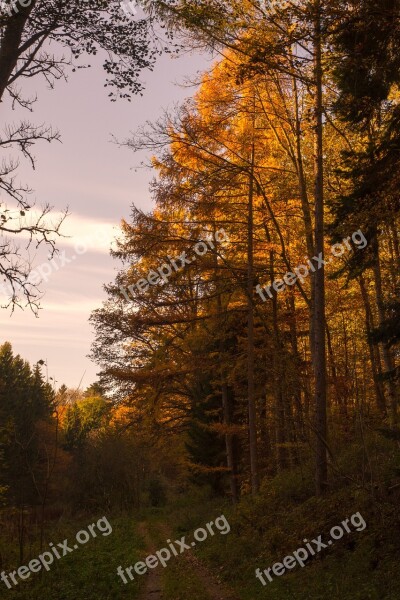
[256,229,368,302]
[119,228,229,301]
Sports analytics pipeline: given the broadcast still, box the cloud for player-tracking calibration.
[1,208,121,255]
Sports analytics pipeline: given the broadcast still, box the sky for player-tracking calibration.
[0,24,211,389]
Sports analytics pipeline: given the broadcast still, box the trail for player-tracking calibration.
[137,521,240,600]
[184,548,240,600]
[137,522,163,600]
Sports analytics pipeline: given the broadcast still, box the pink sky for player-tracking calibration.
[0,42,211,389]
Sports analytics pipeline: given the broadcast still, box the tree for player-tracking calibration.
[0,342,56,559]
[0,343,54,503]
[90,0,399,502]
[147,0,332,494]
[0,0,161,103]
[63,403,83,451]
[185,367,226,496]
[0,0,167,311]
[330,0,400,426]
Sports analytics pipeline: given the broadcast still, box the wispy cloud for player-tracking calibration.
[2,209,121,255]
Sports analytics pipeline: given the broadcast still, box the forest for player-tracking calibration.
[0,1,399,599]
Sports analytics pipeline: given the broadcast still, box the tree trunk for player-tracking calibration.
[313,0,328,496]
[372,237,398,425]
[247,121,258,494]
[0,3,37,102]
[213,224,239,502]
[358,274,386,415]
[221,375,239,502]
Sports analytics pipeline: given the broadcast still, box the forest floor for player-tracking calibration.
[137,522,163,600]
[0,512,240,600]
[138,518,240,600]
[1,493,400,600]
[2,435,400,600]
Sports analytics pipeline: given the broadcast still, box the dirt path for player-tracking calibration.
[137,522,163,600]
[137,521,240,600]
[184,549,240,600]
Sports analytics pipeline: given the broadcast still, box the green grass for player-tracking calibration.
[162,557,214,600]
[0,515,144,600]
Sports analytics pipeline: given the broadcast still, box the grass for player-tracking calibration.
[141,508,214,600]
[0,514,144,600]
[162,556,214,600]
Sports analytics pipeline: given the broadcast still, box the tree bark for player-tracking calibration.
[372,237,398,425]
[247,118,258,494]
[0,3,37,102]
[313,0,328,496]
[213,222,239,502]
[358,274,387,415]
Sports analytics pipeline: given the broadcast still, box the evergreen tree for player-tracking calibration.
[0,342,54,506]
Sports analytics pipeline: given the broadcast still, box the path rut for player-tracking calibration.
[137,522,163,600]
[137,521,240,600]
